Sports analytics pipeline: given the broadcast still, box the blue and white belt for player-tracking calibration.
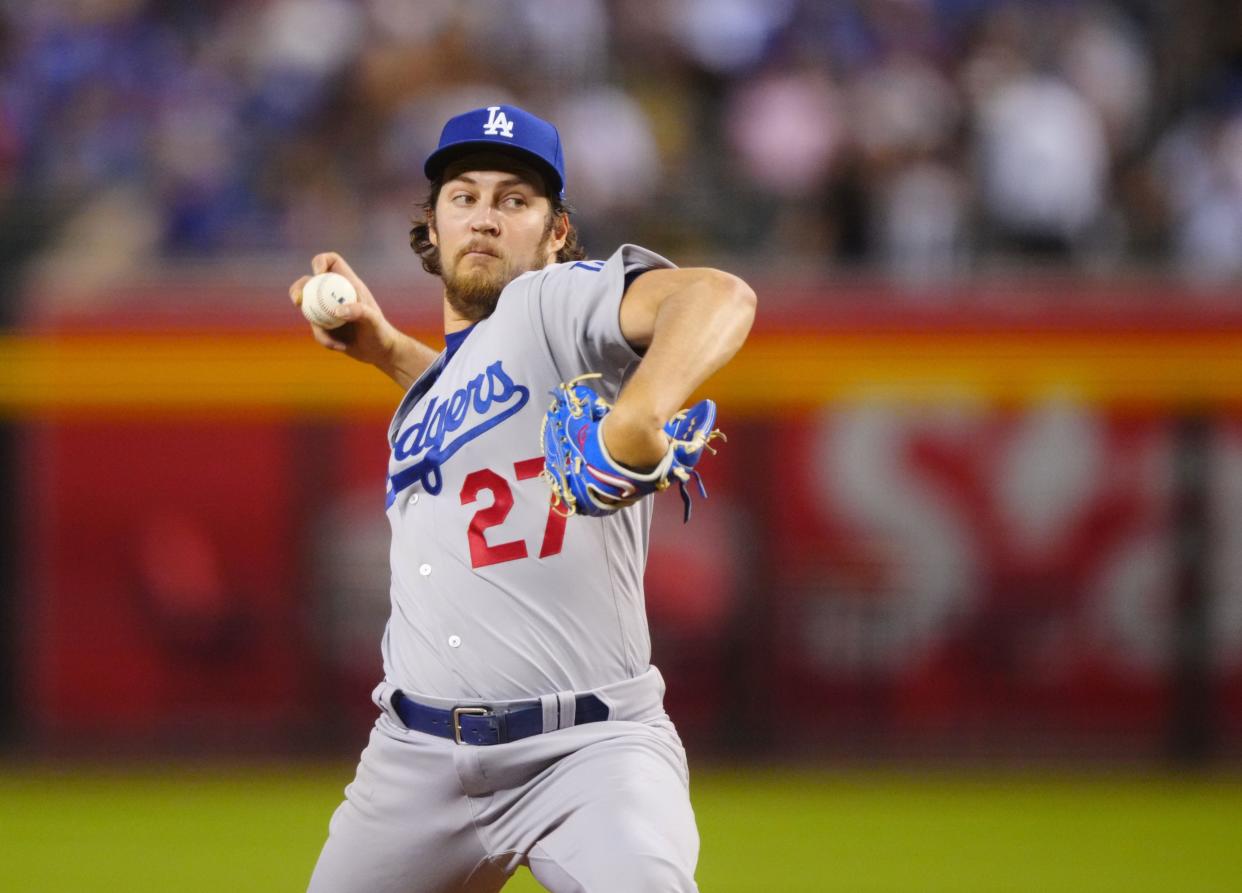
[392,690,610,745]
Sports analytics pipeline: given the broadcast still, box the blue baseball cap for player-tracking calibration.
[424,104,566,198]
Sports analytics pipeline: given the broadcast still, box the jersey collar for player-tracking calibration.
[444,322,478,365]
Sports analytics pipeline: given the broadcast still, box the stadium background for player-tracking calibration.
[2,1,1242,890]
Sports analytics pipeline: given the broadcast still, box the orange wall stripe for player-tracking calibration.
[2,330,1242,416]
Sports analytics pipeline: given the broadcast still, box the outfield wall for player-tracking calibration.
[4,279,1241,762]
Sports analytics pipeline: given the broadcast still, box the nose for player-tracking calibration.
[469,205,500,235]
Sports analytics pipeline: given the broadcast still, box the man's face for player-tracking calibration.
[429,157,566,322]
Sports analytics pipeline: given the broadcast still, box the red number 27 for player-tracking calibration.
[459,458,567,569]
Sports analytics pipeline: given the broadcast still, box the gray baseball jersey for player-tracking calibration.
[381,244,674,702]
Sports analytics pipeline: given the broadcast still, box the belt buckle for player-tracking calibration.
[451,706,490,744]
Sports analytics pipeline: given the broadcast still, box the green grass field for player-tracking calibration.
[2,764,1240,892]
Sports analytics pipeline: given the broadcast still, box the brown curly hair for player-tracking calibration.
[409,177,587,277]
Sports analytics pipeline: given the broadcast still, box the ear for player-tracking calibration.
[547,212,569,258]
[427,211,438,247]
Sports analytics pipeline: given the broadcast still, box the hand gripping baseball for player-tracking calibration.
[289,253,402,365]
[540,374,724,522]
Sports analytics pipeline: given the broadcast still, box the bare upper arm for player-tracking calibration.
[618,267,752,350]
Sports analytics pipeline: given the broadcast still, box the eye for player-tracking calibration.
[451,193,475,206]
[502,195,528,209]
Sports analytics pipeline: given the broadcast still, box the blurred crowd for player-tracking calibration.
[2,0,1242,287]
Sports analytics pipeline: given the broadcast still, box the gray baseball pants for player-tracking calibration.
[306,668,700,892]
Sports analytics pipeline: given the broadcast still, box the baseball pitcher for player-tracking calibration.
[289,104,756,893]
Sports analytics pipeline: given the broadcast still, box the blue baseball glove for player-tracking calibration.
[541,373,724,522]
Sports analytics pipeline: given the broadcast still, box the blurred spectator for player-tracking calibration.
[1155,105,1242,280]
[726,66,844,201]
[554,85,662,249]
[846,52,965,276]
[662,0,799,76]
[878,160,968,282]
[1057,5,1152,152]
[976,74,1109,256]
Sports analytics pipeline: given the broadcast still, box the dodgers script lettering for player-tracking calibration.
[388,361,530,497]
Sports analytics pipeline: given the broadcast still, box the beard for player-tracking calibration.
[441,227,553,322]
[441,255,511,321]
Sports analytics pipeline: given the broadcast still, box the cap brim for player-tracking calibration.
[424,140,564,196]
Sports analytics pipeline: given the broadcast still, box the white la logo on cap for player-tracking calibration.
[482,106,515,138]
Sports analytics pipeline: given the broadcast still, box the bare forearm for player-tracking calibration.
[378,333,441,390]
[293,254,442,392]
[606,274,755,466]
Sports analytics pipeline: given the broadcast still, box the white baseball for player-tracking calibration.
[301,272,357,330]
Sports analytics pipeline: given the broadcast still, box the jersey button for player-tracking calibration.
[409,493,419,506]
[448,635,461,648]
[419,563,432,576]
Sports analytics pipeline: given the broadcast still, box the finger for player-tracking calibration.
[311,252,340,275]
[312,252,376,307]
[325,253,359,279]
[332,301,371,324]
[313,251,361,281]
[310,323,347,352]
[595,492,640,509]
[289,275,311,306]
